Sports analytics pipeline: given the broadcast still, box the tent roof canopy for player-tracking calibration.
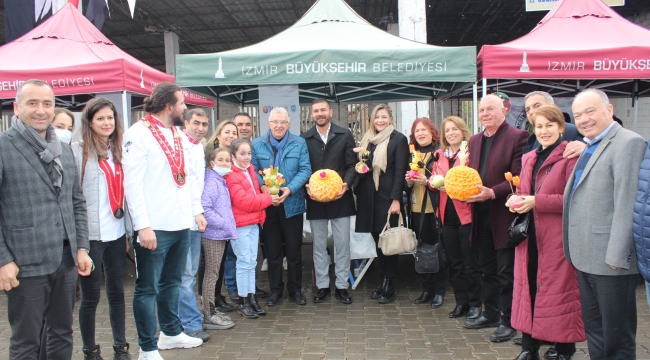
[0,3,213,107]
[474,0,650,99]
[176,0,477,104]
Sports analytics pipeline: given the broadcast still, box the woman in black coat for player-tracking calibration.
[404,117,449,309]
[354,104,409,304]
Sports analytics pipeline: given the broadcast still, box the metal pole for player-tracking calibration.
[482,78,487,98]
[122,91,129,129]
[633,80,639,132]
[440,100,444,120]
[210,107,216,135]
[473,82,478,134]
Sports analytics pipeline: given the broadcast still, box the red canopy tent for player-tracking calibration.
[469,0,650,132]
[0,3,214,111]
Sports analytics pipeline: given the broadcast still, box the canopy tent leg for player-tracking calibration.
[482,78,487,98]
[122,91,129,129]
[473,82,478,134]
[211,107,216,135]
[633,80,639,132]
[440,100,444,120]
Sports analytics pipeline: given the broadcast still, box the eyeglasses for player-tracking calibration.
[270,120,289,125]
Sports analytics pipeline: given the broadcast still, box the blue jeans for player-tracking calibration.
[133,229,190,351]
[230,225,259,296]
[224,241,237,292]
[177,230,203,333]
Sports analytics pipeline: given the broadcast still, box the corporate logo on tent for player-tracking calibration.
[519,52,530,73]
[215,57,226,79]
[291,105,297,112]
[263,106,272,113]
[140,70,145,88]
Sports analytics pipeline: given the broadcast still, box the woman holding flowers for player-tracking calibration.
[404,117,449,309]
[506,105,583,360]
[432,116,482,320]
[355,104,409,304]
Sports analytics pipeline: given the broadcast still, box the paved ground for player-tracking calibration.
[1,246,650,359]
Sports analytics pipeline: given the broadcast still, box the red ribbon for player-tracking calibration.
[141,114,186,186]
[98,159,124,219]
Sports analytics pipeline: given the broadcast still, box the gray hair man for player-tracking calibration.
[563,89,646,359]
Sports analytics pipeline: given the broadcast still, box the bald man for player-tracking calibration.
[464,95,528,343]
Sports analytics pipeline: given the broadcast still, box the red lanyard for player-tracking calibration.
[98,157,125,219]
[141,114,186,186]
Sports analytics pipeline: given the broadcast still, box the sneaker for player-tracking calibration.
[138,349,164,360]
[282,257,288,270]
[261,258,268,272]
[203,302,235,330]
[185,329,211,342]
[156,332,202,350]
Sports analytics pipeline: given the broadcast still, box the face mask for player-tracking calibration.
[213,166,232,177]
[55,129,72,144]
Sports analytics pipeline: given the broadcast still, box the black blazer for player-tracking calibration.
[354,130,409,233]
[301,123,357,220]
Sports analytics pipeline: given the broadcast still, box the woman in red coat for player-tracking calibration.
[432,116,482,320]
[507,105,584,360]
[225,139,279,319]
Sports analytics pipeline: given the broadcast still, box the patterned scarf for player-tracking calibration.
[13,116,64,194]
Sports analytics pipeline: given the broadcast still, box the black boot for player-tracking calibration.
[248,293,266,315]
[238,295,259,319]
[371,276,387,299]
[82,345,103,360]
[515,350,540,360]
[378,278,396,304]
[112,343,131,360]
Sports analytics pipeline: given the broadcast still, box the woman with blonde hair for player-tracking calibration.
[433,116,482,320]
[204,120,238,166]
[354,104,409,304]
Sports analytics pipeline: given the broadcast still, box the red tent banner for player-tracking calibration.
[478,0,650,80]
[0,3,214,107]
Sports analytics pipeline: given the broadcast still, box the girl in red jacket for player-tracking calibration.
[225,139,279,319]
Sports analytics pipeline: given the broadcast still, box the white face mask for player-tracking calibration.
[55,129,72,144]
[213,165,232,177]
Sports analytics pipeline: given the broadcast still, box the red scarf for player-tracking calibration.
[98,155,125,219]
[141,114,186,186]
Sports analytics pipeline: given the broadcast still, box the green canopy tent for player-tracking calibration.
[175,0,477,105]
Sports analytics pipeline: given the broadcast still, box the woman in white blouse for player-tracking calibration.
[72,98,132,360]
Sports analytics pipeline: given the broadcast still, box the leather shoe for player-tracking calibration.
[313,288,331,303]
[543,344,558,359]
[466,306,482,320]
[448,305,469,318]
[228,290,239,302]
[464,315,500,329]
[335,289,352,304]
[515,350,540,360]
[289,291,307,305]
[429,295,444,309]
[490,324,517,343]
[266,292,282,307]
[255,286,267,298]
[371,277,388,299]
[413,291,431,304]
[514,337,523,346]
[215,295,233,312]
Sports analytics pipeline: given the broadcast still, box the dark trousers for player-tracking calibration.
[577,270,637,360]
[442,220,481,307]
[521,229,575,356]
[132,229,190,352]
[79,236,127,349]
[261,204,303,295]
[474,211,515,326]
[411,212,448,296]
[371,232,399,278]
[8,245,77,360]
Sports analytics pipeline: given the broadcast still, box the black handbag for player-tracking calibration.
[413,183,444,274]
[507,212,530,248]
[507,164,554,248]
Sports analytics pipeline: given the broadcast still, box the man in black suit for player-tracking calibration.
[302,98,358,304]
[0,79,92,359]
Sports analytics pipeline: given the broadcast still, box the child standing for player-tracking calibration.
[225,139,279,318]
[201,148,237,330]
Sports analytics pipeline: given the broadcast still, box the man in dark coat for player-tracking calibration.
[302,98,357,304]
[466,94,528,343]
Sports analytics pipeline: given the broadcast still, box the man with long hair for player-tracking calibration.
[122,82,207,360]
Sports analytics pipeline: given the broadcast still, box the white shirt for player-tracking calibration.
[318,123,331,144]
[97,149,127,241]
[122,119,203,231]
[184,134,206,231]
